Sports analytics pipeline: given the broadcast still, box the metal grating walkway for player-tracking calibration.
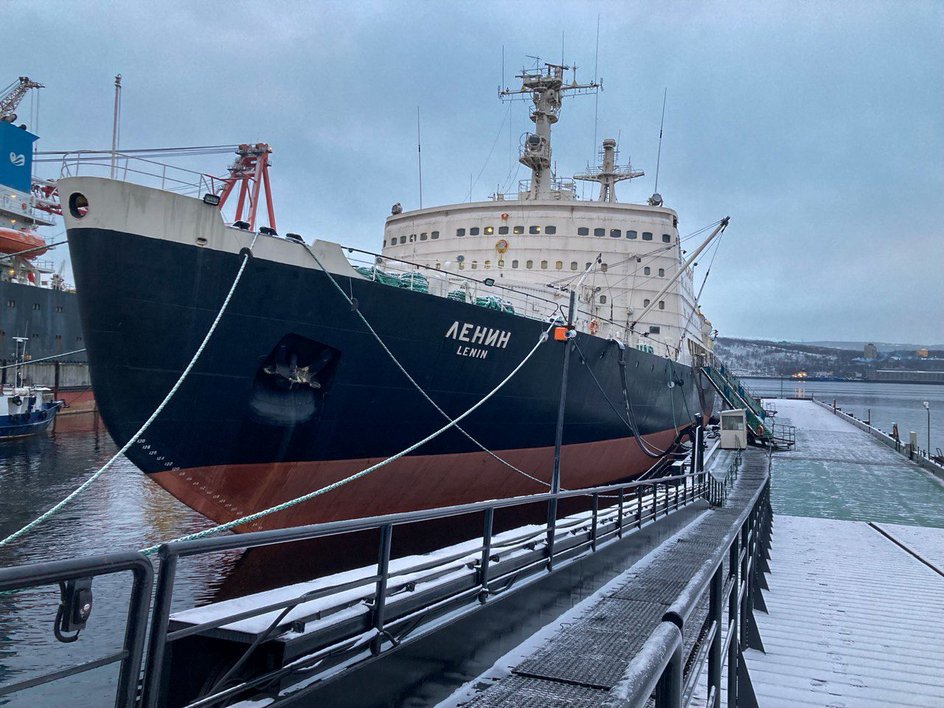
[455,447,770,706]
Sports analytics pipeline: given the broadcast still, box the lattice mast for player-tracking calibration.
[500,62,598,200]
[0,77,44,122]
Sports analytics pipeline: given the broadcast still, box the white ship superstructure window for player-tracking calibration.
[484,226,494,235]
[546,225,557,234]
[594,228,605,237]
[610,229,621,238]
[555,260,563,269]
[601,263,608,272]
[644,266,651,275]
[470,227,480,236]
[628,230,637,239]
[526,259,533,268]
[457,228,466,236]
[484,260,492,269]
[498,259,504,267]
[644,299,651,307]
[513,226,524,234]
[649,326,661,334]
[471,260,478,269]
[578,227,589,236]
[541,260,548,269]
[512,260,519,268]
[642,232,653,241]
[420,233,428,241]
[432,231,439,239]
[529,225,541,234]
[570,261,578,270]
[409,234,416,242]
[658,268,665,277]
[662,234,671,243]
[400,236,406,244]
[659,301,665,310]
[499,226,509,234]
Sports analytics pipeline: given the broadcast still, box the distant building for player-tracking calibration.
[864,343,878,359]
[871,369,944,383]
[917,347,929,358]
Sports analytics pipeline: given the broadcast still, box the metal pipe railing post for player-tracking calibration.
[638,487,644,528]
[708,566,723,708]
[143,551,178,708]
[370,524,393,655]
[591,493,599,551]
[617,489,625,538]
[655,635,684,708]
[727,534,739,708]
[479,508,494,603]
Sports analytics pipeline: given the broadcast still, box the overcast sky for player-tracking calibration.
[5,0,942,344]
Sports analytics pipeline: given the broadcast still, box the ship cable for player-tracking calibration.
[0,348,86,371]
[140,320,555,553]
[298,241,553,489]
[0,233,261,550]
[571,338,678,459]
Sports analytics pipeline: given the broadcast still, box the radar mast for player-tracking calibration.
[500,61,598,200]
[574,138,644,202]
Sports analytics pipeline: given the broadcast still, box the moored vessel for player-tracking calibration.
[60,59,723,531]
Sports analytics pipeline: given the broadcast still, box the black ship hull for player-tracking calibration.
[67,225,712,530]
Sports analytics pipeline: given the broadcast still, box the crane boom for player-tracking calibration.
[1,76,44,122]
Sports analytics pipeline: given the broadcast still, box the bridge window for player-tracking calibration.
[484,226,494,235]
[470,227,480,236]
[642,232,653,241]
[513,226,524,234]
[649,326,661,334]
[662,234,671,243]
[627,230,638,239]
[577,227,589,236]
[610,229,621,238]
[431,231,439,239]
[456,228,466,236]
[529,225,541,234]
[498,226,509,235]
[546,225,557,235]
[594,228,605,237]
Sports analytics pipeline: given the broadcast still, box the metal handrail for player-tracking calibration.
[0,552,153,708]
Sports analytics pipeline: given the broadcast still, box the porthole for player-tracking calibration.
[610,229,621,238]
[484,226,494,235]
[594,228,605,237]
[627,230,637,239]
[546,225,557,235]
[513,226,524,234]
[68,192,89,218]
[457,228,466,237]
[499,226,509,235]
[662,234,671,243]
[577,227,589,236]
[431,231,440,239]
[470,227,480,236]
[642,232,653,241]
[529,225,541,234]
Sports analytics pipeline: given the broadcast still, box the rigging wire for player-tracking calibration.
[467,103,512,201]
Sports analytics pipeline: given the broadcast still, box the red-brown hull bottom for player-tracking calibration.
[150,429,681,532]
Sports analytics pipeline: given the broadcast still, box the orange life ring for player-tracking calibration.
[495,239,509,253]
[500,212,509,221]
[588,319,599,335]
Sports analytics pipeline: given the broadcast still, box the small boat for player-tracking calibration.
[0,337,63,440]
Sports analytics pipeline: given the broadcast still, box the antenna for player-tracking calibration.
[592,14,600,158]
[110,74,122,179]
[653,88,667,195]
[416,106,423,209]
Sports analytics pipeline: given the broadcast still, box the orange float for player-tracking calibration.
[0,228,47,258]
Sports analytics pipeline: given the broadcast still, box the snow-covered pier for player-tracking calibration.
[745,398,944,706]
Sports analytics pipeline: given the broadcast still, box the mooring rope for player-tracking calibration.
[300,242,553,489]
[0,235,259,550]
[140,320,554,554]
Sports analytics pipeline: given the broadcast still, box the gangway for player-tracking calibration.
[702,364,795,449]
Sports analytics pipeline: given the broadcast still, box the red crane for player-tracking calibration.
[215,143,276,232]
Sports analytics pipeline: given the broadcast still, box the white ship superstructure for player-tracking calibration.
[382,62,715,365]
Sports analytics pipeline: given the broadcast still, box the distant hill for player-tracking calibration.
[713,337,944,378]
[802,341,944,353]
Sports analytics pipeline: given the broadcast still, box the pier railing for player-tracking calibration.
[0,426,758,707]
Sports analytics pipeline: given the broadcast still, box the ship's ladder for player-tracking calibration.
[701,364,790,448]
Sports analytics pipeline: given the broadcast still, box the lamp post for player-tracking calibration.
[923,401,930,458]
